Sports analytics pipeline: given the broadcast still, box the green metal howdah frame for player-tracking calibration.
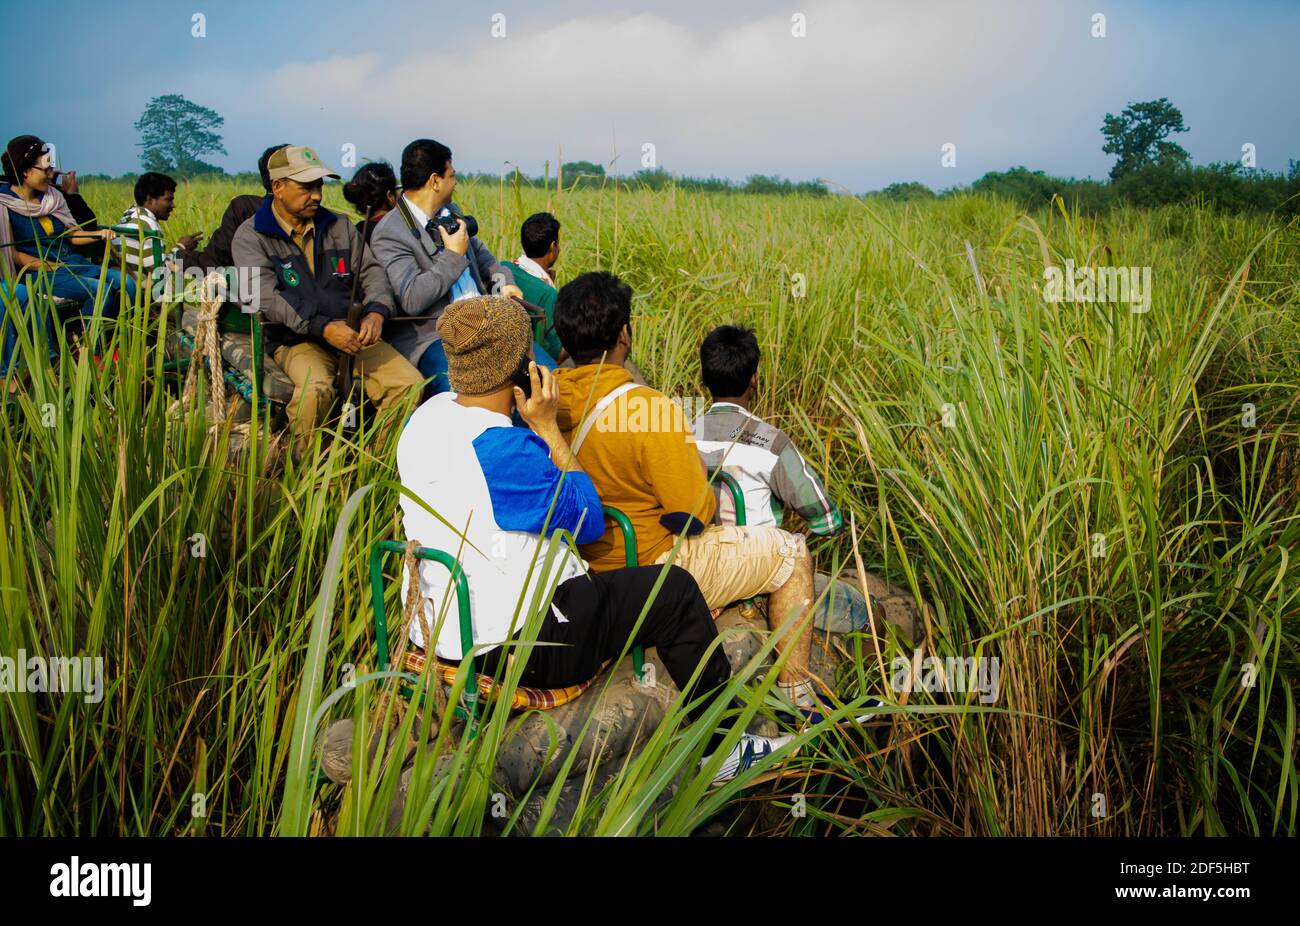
[368,505,649,722]
[711,469,747,527]
[167,271,277,412]
[45,224,280,414]
[710,469,756,610]
[111,223,165,269]
[49,223,164,315]
[367,470,750,724]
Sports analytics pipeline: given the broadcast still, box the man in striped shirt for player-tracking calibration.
[695,326,885,638]
[114,172,203,278]
[694,325,843,536]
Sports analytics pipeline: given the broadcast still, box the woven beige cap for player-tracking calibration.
[436,295,533,396]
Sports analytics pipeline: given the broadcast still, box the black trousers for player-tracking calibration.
[481,565,733,732]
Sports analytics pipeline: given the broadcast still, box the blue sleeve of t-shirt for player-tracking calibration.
[474,426,605,544]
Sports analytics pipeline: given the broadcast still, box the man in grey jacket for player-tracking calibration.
[232,145,422,455]
[371,138,551,395]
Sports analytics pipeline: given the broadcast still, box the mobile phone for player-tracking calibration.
[509,355,533,398]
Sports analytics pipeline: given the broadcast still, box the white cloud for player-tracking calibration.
[79,0,1300,188]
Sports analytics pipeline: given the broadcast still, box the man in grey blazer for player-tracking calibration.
[371,138,555,394]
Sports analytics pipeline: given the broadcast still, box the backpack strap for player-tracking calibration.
[572,381,639,453]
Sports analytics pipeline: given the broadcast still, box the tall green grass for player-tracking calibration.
[0,176,1294,835]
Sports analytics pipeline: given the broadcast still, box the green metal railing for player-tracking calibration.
[710,469,747,527]
[602,505,647,680]
[370,540,479,726]
[370,505,648,727]
[45,223,164,318]
[709,468,756,611]
[62,225,279,414]
[108,223,165,270]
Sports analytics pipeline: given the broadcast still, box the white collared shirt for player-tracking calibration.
[406,195,480,301]
[514,253,554,287]
[403,194,430,228]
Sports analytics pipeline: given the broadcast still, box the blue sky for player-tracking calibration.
[3,0,1297,192]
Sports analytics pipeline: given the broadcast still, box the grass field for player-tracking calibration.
[1,175,1296,835]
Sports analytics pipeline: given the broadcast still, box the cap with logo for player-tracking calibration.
[268,146,341,183]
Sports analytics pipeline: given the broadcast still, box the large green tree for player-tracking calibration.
[135,94,227,176]
[1101,98,1191,180]
[561,160,605,178]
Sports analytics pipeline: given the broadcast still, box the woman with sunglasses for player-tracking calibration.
[0,134,136,324]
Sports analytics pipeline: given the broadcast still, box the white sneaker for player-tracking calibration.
[798,694,886,726]
[703,733,795,784]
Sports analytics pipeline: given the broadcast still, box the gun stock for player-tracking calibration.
[335,209,374,425]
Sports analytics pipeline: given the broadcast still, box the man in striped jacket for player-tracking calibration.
[694,325,843,536]
[695,326,884,639]
[114,172,203,279]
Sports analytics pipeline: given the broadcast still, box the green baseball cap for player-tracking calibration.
[267,145,341,183]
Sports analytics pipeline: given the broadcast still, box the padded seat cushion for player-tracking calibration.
[178,306,295,405]
[402,649,603,711]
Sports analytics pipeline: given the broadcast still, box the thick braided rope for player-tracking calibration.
[376,541,448,731]
[181,272,228,422]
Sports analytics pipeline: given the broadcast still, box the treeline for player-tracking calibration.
[81,160,832,197]
[463,162,832,197]
[84,160,1300,215]
[88,95,1295,214]
[876,162,1300,216]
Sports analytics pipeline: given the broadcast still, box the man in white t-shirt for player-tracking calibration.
[396,295,793,783]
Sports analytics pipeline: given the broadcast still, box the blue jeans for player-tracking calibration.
[43,263,137,318]
[416,338,451,395]
[416,338,557,397]
[1,282,45,376]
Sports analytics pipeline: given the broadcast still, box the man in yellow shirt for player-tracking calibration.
[551,271,825,718]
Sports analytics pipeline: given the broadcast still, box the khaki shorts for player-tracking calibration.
[654,524,804,612]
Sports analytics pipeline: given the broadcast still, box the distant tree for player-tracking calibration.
[561,160,605,178]
[560,160,606,189]
[740,174,827,196]
[629,167,673,190]
[1101,98,1190,180]
[742,175,768,194]
[682,175,735,193]
[135,94,227,176]
[876,181,937,201]
[561,159,605,176]
[970,167,1114,212]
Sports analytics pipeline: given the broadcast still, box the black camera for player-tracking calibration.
[427,206,478,241]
